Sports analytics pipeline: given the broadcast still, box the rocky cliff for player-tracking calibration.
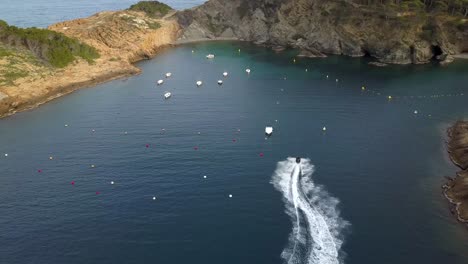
[176,0,468,64]
[444,121,468,222]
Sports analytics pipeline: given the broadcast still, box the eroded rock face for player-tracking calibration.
[175,0,468,65]
[445,121,468,222]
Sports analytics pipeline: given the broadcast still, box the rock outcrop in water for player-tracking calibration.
[444,121,468,222]
[176,0,468,65]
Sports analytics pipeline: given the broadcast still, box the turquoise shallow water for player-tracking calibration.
[0,41,468,264]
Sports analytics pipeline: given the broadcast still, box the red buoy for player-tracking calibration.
[194,146,198,150]
[96,191,100,195]
[259,153,264,157]
[232,139,236,142]
[37,169,42,173]
[146,144,150,148]
[71,181,75,185]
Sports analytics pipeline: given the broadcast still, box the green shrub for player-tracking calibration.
[147,21,161,29]
[0,20,100,68]
[128,1,172,18]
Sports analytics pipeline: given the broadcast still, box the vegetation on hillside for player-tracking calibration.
[0,44,51,86]
[128,1,173,18]
[352,0,468,16]
[0,20,99,68]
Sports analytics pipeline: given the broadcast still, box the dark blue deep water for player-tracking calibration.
[1,41,468,264]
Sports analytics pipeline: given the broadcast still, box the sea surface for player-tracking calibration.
[1,41,468,264]
[2,2,468,264]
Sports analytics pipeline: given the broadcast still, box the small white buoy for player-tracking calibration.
[305,69,308,72]
[157,79,164,85]
[203,175,207,179]
[196,81,203,87]
[192,50,194,53]
[91,164,95,168]
[49,156,53,160]
[4,153,8,157]
[229,194,233,198]
[124,131,128,135]
[275,119,278,122]
[206,54,215,59]
[92,129,95,132]
[265,126,273,136]
[246,69,251,74]
[165,72,172,78]
[217,80,223,85]
[164,92,172,99]
[65,124,68,127]
[336,79,339,82]
[153,196,156,200]
[322,126,327,131]
[223,72,228,77]
[110,181,114,185]
[326,75,329,79]
[388,95,392,100]
[414,110,418,114]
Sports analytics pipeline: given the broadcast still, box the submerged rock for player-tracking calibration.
[368,61,388,67]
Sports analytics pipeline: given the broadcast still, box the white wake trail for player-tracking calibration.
[271,158,349,264]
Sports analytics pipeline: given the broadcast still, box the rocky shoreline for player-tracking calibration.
[1,0,468,119]
[443,121,468,222]
[176,0,468,65]
[0,9,180,119]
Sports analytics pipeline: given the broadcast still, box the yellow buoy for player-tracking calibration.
[361,86,365,91]
[388,95,392,100]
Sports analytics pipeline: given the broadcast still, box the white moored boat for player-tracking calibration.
[157,79,164,85]
[165,72,172,78]
[217,80,223,85]
[206,54,215,59]
[265,126,273,136]
[164,92,172,99]
[223,72,228,77]
[246,68,251,74]
[196,81,203,87]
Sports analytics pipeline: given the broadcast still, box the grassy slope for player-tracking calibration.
[0,20,99,68]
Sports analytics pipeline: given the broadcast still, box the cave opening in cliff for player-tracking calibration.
[361,48,371,58]
[431,45,443,59]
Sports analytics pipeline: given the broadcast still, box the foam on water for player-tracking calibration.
[271,158,349,264]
